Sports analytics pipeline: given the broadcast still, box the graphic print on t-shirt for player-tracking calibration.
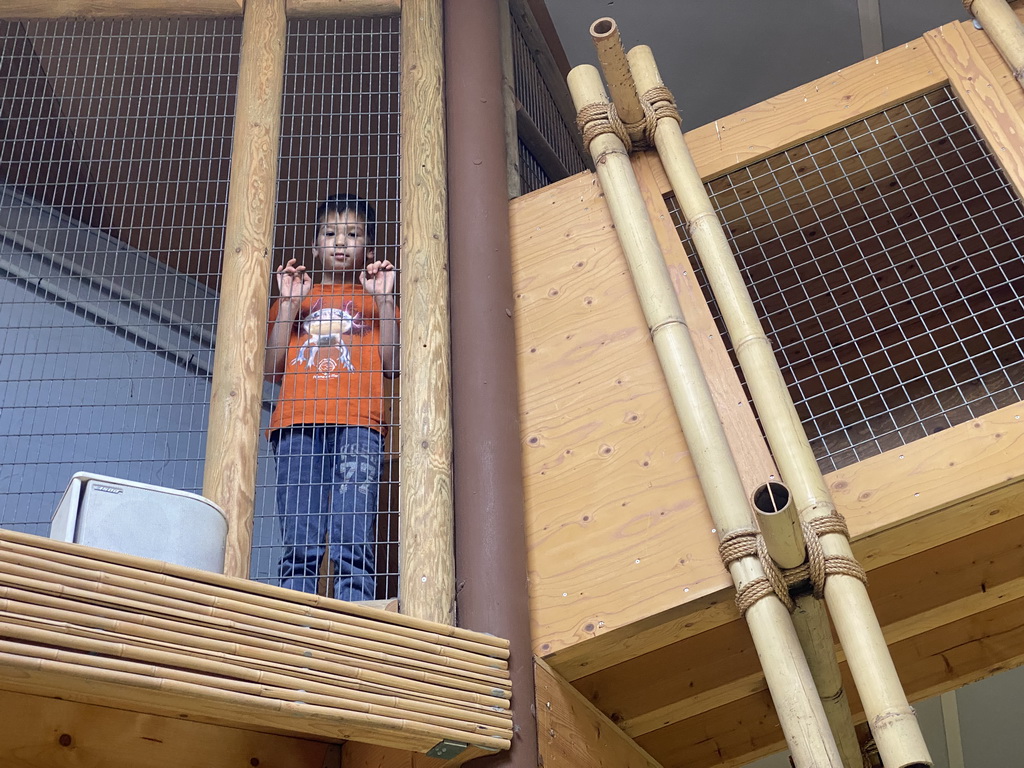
[290,298,367,378]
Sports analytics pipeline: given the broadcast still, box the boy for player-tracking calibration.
[264,194,398,601]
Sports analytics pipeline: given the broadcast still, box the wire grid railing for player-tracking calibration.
[0,16,403,600]
[0,17,239,529]
[509,10,585,194]
[254,15,402,598]
[672,87,1024,473]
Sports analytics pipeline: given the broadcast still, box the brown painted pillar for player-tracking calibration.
[444,1,537,766]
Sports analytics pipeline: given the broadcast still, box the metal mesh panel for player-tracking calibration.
[0,16,403,601]
[518,137,551,193]
[252,16,402,599]
[672,87,1024,473]
[509,11,585,194]
[0,18,239,528]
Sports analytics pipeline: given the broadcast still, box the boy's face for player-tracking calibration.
[312,209,374,278]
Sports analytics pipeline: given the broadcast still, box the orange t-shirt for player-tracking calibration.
[268,283,396,435]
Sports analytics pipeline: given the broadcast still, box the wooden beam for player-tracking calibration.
[202,0,286,579]
[0,0,403,16]
[0,0,243,15]
[287,0,400,17]
[926,21,1024,202]
[398,0,455,625]
[342,741,494,768]
[569,475,1024,739]
[535,658,662,768]
[632,596,1024,768]
[0,689,333,768]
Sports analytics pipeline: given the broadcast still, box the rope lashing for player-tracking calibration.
[718,511,868,616]
[575,85,682,154]
[576,100,633,153]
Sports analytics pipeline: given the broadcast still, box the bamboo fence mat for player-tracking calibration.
[0,528,511,755]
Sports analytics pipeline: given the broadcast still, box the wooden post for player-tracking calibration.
[202,0,286,580]
[399,0,456,625]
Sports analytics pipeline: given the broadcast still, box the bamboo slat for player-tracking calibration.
[0,647,511,752]
[0,620,512,739]
[0,552,509,690]
[0,530,508,658]
[0,582,506,693]
[0,531,513,758]
[0,590,508,711]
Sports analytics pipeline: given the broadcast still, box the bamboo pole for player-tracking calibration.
[589,18,643,130]
[202,0,286,580]
[964,0,1024,89]
[567,63,844,768]
[752,481,804,569]
[753,490,861,768]
[399,0,456,626]
[625,45,932,768]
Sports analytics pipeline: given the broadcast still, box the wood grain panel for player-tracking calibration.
[0,689,331,768]
[511,159,773,668]
[927,21,1024,202]
[535,658,661,768]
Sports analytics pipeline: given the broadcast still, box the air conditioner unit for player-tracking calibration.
[50,472,228,574]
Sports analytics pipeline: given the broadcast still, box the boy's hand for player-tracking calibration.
[361,260,397,298]
[276,259,312,301]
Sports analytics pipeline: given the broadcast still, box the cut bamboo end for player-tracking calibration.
[753,481,806,570]
[589,17,644,127]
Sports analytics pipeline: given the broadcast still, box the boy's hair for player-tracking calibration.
[314,193,377,245]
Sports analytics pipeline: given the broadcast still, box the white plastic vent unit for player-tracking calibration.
[50,472,228,574]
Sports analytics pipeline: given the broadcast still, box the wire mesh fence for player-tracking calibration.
[0,15,403,600]
[509,9,585,194]
[256,15,402,599]
[673,86,1024,474]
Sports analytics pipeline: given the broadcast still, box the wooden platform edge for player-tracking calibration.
[535,657,663,768]
[541,399,1024,681]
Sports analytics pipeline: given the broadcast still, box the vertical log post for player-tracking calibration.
[399,0,456,625]
[202,0,286,580]
[446,1,538,766]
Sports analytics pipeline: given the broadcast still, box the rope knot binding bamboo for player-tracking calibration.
[576,101,633,153]
[718,512,867,614]
[637,85,681,147]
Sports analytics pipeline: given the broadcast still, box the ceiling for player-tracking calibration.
[544,0,970,132]
[539,2,1020,767]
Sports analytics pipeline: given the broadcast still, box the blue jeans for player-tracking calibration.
[272,425,382,601]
